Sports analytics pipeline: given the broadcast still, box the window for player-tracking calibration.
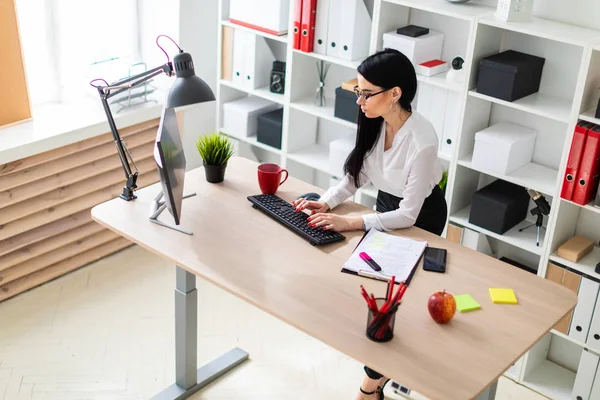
[15,0,141,106]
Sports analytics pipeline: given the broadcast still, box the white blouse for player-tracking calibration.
[319,112,443,232]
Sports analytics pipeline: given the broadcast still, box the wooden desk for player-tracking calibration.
[92,157,577,400]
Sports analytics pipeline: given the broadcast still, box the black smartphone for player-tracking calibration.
[423,247,447,273]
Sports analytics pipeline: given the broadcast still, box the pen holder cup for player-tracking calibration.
[366,298,397,343]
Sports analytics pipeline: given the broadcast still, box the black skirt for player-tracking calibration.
[375,185,448,236]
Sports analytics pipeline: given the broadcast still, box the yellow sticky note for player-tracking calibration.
[489,288,518,304]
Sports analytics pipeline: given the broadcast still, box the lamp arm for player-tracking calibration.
[102,63,172,100]
[93,62,172,201]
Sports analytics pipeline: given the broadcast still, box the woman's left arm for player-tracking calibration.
[362,146,438,232]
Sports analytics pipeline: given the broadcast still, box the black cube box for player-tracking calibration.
[476,50,545,102]
[257,108,283,149]
[334,87,359,123]
[469,179,530,235]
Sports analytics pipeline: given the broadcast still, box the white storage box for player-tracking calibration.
[495,0,533,22]
[382,30,444,67]
[230,0,289,36]
[223,97,278,137]
[329,136,355,177]
[472,122,537,175]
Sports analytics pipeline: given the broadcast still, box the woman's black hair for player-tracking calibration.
[343,48,417,187]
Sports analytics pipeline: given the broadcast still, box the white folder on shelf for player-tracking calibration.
[243,35,276,90]
[430,86,448,148]
[416,83,434,121]
[231,30,248,86]
[571,349,599,400]
[326,0,371,61]
[313,0,330,55]
[585,290,600,353]
[569,276,599,343]
[441,91,460,157]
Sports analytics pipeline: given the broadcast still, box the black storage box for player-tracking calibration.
[469,179,530,235]
[595,97,600,119]
[476,50,545,102]
[334,87,359,123]
[257,108,283,149]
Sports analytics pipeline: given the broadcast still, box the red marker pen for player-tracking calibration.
[359,252,382,272]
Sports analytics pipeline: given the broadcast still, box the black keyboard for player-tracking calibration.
[247,194,346,246]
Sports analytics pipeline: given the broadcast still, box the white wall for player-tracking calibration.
[138,0,218,171]
[138,0,180,77]
[178,0,218,170]
[472,0,600,31]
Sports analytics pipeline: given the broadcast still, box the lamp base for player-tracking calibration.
[120,186,137,201]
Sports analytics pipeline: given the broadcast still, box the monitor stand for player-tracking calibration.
[149,191,196,235]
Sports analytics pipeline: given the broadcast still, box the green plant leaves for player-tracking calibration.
[196,132,235,165]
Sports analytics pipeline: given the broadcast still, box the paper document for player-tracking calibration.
[344,229,427,282]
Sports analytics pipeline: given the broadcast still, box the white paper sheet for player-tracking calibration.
[344,229,428,282]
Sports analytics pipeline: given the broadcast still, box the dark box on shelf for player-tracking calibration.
[595,97,600,119]
[476,50,545,102]
[257,108,283,149]
[469,179,530,235]
[334,87,359,124]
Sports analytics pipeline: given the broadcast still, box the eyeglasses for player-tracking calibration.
[354,86,390,101]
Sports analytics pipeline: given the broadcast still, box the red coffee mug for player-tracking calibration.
[258,163,288,194]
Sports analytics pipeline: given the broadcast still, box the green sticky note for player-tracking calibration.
[489,288,518,304]
[455,294,481,312]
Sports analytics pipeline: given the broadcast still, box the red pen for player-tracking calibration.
[359,252,382,272]
[387,275,396,302]
[360,285,377,312]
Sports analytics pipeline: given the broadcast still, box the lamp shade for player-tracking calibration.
[166,51,215,108]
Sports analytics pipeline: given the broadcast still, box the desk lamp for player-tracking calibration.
[90,35,215,201]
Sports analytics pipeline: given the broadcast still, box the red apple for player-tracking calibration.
[428,290,456,324]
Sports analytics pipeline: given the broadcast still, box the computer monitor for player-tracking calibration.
[154,107,186,225]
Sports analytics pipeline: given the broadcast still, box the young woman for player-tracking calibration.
[293,48,448,400]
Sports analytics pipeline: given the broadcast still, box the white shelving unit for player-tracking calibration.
[521,359,577,400]
[457,154,558,196]
[220,20,288,44]
[467,90,573,124]
[287,144,337,176]
[219,127,283,155]
[549,246,600,281]
[289,97,357,130]
[580,107,600,125]
[219,79,286,105]
[449,205,546,256]
[215,1,600,398]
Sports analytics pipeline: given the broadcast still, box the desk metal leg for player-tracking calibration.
[151,266,249,400]
[475,379,497,400]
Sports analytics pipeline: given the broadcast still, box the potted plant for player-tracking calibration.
[196,132,235,183]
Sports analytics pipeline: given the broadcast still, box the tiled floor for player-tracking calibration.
[0,245,549,400]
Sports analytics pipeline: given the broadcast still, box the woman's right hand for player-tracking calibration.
[293,198,330,214]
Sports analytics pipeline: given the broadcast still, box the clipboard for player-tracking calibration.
[340,229,425,286]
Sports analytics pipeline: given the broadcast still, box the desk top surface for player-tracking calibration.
[92,157,577,400]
